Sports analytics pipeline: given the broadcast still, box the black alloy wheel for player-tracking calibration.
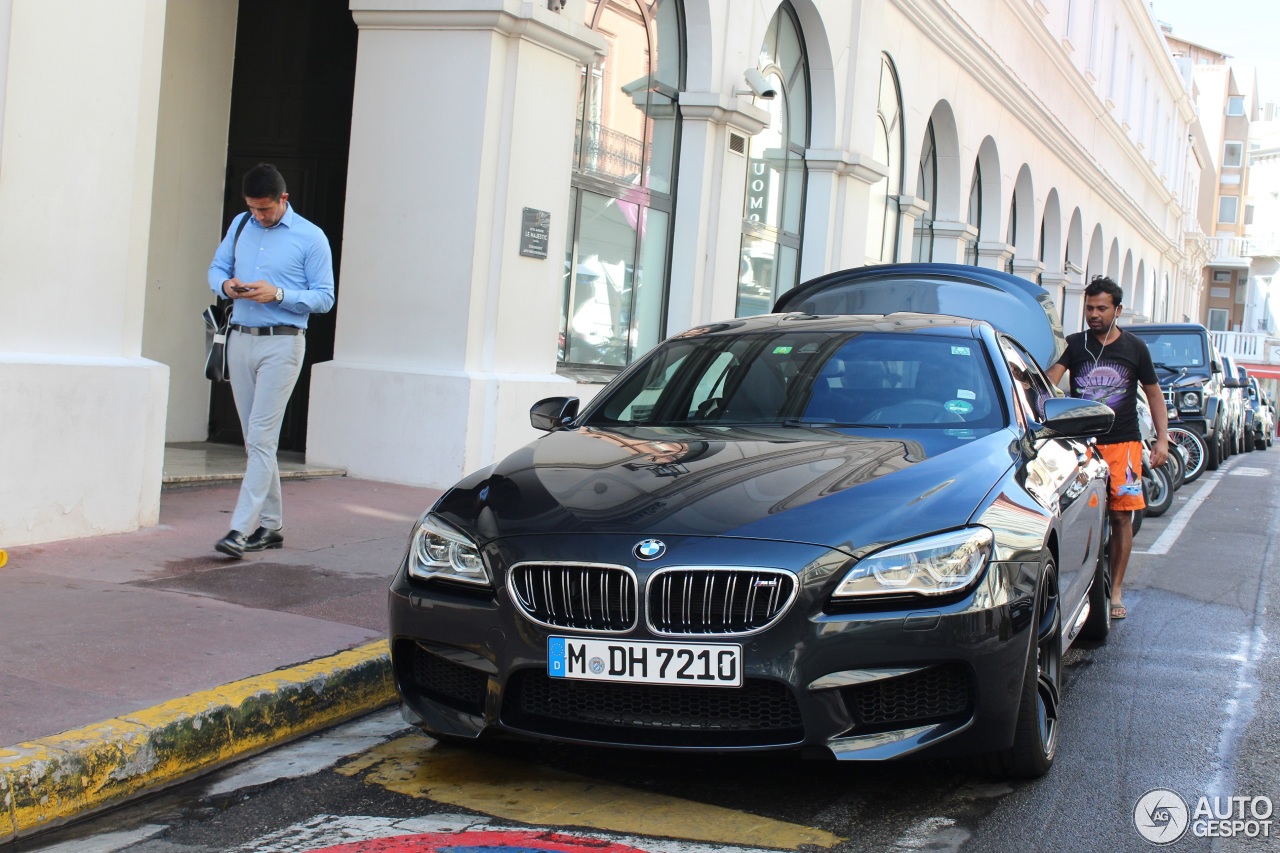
[978,560,1062,778]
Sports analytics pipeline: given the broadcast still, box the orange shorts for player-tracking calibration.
[1097,441,1145,511]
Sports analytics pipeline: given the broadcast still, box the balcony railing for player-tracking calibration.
[1207,234,1280,262]
[1211,330,1269,362]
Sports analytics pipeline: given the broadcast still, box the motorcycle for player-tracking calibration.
[1134,395,1178,527]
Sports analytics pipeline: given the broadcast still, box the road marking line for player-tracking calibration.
[1134,472,1223,556]
[337,737,843,850]
[234,814,803,853]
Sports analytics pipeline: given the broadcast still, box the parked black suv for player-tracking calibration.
[1128,323,1230,469]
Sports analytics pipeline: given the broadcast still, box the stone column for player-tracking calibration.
[930,221,980,265]
[0,0,172,545]
[1062,271,1088,334]
[976,241,1015,271]
[1012,259,1046,283]
[894,195,929,263]
[307,1,606,487]
[1038,271,1069,329]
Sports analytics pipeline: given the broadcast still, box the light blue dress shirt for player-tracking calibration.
[207,204,335,328]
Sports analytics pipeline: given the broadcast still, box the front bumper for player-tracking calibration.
[388,534,1036,761]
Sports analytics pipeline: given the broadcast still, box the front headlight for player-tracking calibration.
[833,527,993,599]
[408,514,490,586]
[1179,391,1201,411]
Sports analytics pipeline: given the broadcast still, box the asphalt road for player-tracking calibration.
[17,447,1280,853]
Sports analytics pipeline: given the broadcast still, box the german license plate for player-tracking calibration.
[547,637,742,687]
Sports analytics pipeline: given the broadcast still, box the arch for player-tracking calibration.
[1066,207,1085,274]
[678,0,714,91]
[915,101,962,221]
[1107,239,1121,281]
[1041,188,1063,270]
[1134,259,1147,316]
[1011,165,1035,261]
[1086,224,1105,281]
[787,0,838,148]
[974,136,1003,241]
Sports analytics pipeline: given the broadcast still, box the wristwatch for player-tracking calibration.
[274,287,284,303]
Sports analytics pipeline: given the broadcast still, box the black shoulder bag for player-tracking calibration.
[203,213,251,383]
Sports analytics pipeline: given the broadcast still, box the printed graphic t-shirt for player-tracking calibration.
[1054,328,1159,444]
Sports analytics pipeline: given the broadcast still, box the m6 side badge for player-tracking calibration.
[634,539,666,560]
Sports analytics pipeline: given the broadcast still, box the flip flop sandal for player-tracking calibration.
[1110,604,1127,620]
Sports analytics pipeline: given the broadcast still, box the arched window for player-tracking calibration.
[736,2,810,317]
[964,160,981,265]
[912,121,937,262]
[560,0,684,370]
[865,54,903,264]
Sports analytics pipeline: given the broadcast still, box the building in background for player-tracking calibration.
[0,0,1206,546]
[1163,24,1280,383]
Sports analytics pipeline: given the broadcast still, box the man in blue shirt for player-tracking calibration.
[207,163,335,558]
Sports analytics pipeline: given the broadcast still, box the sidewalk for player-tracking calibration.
[0,448,442,844]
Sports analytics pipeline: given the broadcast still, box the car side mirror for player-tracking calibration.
[530,396,580,432]
[1032,397,1114,441]
[1211,360,1223,375]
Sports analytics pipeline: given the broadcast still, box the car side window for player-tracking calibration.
[999,337,1054,423]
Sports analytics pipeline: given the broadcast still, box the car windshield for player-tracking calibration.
[1129,331,1207,370]
[585,330,1004,432]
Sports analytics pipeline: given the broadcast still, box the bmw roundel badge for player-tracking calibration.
[634,538,666,561]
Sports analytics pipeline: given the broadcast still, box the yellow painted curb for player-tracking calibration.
[0,640,395,844]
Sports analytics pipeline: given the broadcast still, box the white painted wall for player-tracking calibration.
[141,0,238,442]
[0,0,170,544]
[307,3,606,486]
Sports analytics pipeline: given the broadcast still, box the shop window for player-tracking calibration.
[560,0,684,372]
[736,2,811,317]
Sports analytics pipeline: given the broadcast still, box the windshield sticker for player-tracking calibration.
[945,399,974,415]
[957,389,976,400]
[951,346,971,356]
[773,346,793,354]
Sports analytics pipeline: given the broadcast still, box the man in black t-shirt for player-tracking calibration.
[1047,277,1167,622]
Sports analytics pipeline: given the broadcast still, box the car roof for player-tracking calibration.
[771,263,1063,366]
[674,311,987,340]
[1129,323,1209,333]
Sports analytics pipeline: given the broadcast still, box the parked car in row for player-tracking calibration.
[388,264,1116,779]
[1128,323,1232,473]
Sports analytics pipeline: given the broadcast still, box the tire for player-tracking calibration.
[999,562,1062,778]
[1131,506,1144,536]
[1167,444,1185,490]
[1143,463,1173,518]
[1169,427,1207,483]
[1245,426,1256,452]
[1206,427,1221,472]
[975,560,1061,779]
[1079,527,1111,642]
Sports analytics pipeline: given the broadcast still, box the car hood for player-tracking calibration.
[434,426,1017,553]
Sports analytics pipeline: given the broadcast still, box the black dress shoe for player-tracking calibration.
[244,526,284,552]
[215,530,248,559]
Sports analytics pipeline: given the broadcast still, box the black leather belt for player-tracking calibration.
[230,324,305,336]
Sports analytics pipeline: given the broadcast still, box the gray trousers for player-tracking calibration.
[228,330,305,534]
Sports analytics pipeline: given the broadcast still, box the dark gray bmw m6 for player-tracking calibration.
[388,264,1115,778]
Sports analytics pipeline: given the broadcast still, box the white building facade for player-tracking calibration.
[0,0,1203,546]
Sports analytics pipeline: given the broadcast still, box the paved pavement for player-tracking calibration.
[0,467,442,844]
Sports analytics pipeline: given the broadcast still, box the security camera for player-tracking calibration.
[740,68,777,100]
